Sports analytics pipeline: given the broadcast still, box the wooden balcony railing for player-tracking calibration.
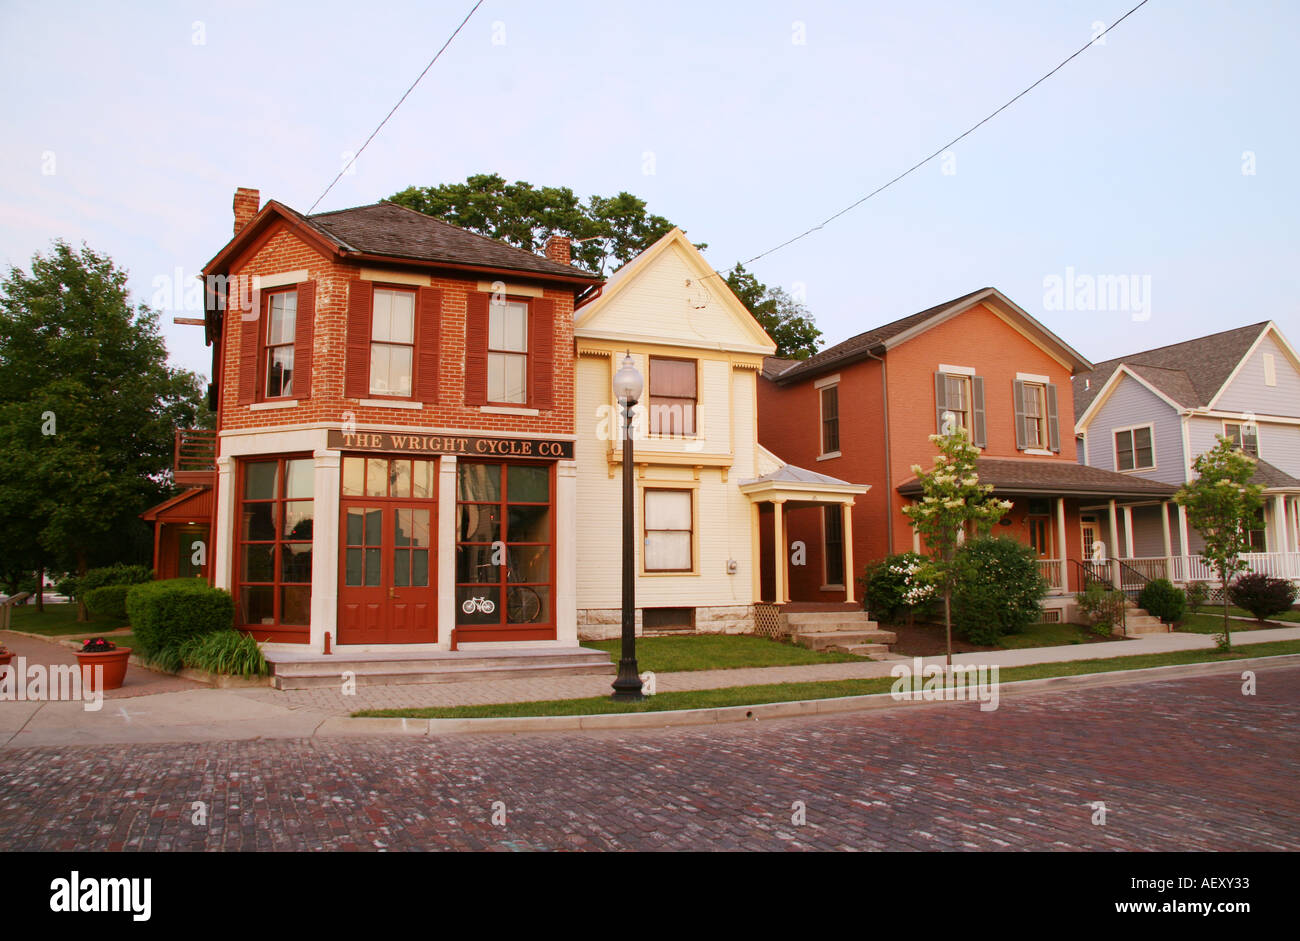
[174,428,217,486]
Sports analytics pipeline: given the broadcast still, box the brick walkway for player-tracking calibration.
[2,665,1297,850]
[0,631,202,700]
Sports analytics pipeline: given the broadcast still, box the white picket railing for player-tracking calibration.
[1037,559,1065,593]
[1123,553,1300,585]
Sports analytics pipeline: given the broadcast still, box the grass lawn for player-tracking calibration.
[1226,605,1300,623]
[356,639,1300,719]
[5,603,127,636]
[586,634,860,672]
[997,621,1105,649]
[1176,612,1277,634]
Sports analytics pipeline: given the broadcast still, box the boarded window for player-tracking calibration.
[644,489,692,571]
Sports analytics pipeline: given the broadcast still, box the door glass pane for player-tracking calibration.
[365,509,382,545]
[345,548,363,586]
[394,548,410,586]
[412,550,429,587]
[412,460,435,498]
[408,509,430,547]
[508,465,548,503]
[365,459,387,496]
[459,504,500,543]
[395,509,412,548]
[342,457,365,495]
[457,544,498,582]
[365,548,381,586]
[244,461,278,499]
[507,505,550,542]
[283,502,313,540]
[391,460,412,498]
[346,508,365,546]
[458,462,500,502]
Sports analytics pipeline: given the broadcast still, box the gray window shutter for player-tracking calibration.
[971,376,986,447]
[934,372,948,433]
[1013,380,1027,450]
[1046,383,1060,452]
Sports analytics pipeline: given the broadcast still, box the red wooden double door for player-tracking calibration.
[338,457,437,645]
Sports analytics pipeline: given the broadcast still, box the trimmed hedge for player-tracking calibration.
[1138,578,1186,624]
[84,584,133,619]
[66,564,154,602]
[953,536,1048,645]
[125,578,234,655]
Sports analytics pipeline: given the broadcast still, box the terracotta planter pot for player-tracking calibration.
[75,648,132,691]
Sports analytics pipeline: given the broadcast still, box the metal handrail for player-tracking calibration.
[1070,560,1127,637]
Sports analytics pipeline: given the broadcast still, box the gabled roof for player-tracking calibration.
[203,199,602,285]
[1073,321,1270,418]
[766,287,1092,384]
[140,487,213,522]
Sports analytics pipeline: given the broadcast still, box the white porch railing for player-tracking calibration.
[1036,559,1066,593]
[1123,553,1300,585]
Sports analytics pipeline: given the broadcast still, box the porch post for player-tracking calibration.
[1107,499,1121,589]
[1177,503,1190,558]
[750,501,761,602]
[309,449,341,652]
[438,456,458,649]
[1274,494,1290,555]
[773,498,787,604]
[1055,497,1067,592]
[1122,504,1135,558]
[555,459,578,646]
[213,455,235,592]
[1160,501,1172,558]
[911,500,921,554]
[842,501,855,605]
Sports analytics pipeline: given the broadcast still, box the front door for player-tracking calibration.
[338,457,438,645]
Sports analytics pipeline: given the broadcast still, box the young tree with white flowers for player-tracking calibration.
[902,428,1013,665]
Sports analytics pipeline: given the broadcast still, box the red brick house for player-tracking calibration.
[151,187,602,654]
[757,288,1177,618]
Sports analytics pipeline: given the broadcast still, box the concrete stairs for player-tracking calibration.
[1120,603,1171,635]
[781,610,898,660]
[266,647,615,690]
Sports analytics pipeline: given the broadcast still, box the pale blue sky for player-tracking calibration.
[2,0,1296,381]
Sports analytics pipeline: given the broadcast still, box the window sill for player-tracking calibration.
[480,405,540,416]
[250,400,298,411]
[816,451,841,461]
[1116,465,1157,474]
[359,399,423,410]
[640,570,699,577]
[1021,448,1055,456]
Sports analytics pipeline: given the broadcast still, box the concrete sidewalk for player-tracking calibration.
[2,626,1298,745]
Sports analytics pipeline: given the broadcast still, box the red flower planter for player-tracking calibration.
[75,648,132,691]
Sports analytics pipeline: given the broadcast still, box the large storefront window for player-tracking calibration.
[238,457,313,632]
[455,462,552,632]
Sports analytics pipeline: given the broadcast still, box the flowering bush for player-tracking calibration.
[79,637,118,653]
[862,553,937,623]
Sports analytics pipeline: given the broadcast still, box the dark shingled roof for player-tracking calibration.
[1251,459,1300,490]
[762,356,800,380]
[1074,322,1270,417]
[767,288,990,383]
[292,201,601,281]
[897,458,1180,499]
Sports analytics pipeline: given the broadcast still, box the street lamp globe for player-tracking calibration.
[612,354,643,405]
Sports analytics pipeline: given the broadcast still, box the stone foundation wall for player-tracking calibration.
[577,605,757,641]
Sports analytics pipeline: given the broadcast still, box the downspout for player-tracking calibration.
[864,347,893,553]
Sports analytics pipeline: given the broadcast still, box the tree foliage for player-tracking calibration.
[724,263,823,359]
[1173,435,1265,648]
[0,241,208,604]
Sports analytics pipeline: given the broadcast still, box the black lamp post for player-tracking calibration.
[611,353,644,702]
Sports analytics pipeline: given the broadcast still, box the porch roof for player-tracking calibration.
[897,458,1179,500]
[1251,459,1300,491]
[739,463,869,503]
[140,487,213,522]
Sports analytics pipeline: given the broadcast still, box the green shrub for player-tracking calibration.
[1185,581,1210,616]
[179,631,269,677]
[862,552,936,623]
[1228,573,1298,621]
[84,584,133,619]
[1075,583,1125,637]
[952,537,1047,645]
[68,564,153,601]
[126,578,233,657]
[1138,578,1186,624]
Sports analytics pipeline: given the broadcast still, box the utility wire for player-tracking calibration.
[306,0,486,215]
[739,0,1153,267]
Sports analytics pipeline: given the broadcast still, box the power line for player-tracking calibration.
[739,0,1153,267]
[306,0,486,215]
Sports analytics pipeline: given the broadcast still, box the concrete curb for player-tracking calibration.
[324,652,1300,737]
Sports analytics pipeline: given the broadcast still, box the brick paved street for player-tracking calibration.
[2,664,1297,851]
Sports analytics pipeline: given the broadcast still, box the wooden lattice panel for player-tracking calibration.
[754,603,782,638]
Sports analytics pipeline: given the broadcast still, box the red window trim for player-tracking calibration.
[365,282,420,401]
[486,294,533,408]
[234,454,313,641]
[260,286,298,401]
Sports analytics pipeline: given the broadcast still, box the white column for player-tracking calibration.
[842,501,855,605]
[773,499,787,604]
[212,455,235,592]
[911,501,922,554]
[1122,504,1135,558]
[1160,501,1172,559]
[309,450,341,652]
[438,455,457,650]
[1271,494,1288,555]
[1055,497,1068,592]
[555,459,578,646]
[1178,503,1191,558]
[750,502,761,602]
[1107,499,1121,588]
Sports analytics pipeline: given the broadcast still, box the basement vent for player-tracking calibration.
[643,607,695,632]
[1040,609,1062,623]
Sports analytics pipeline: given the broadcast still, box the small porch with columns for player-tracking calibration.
[738,465,870,606]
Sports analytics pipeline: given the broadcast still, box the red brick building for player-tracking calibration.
[758,288,1177,618]
[155,187,601,652]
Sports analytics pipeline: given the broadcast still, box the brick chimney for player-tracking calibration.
[544,234,571,266]
[233,187,260,235]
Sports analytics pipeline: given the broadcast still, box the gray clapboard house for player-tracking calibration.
[1073,321,1300,587]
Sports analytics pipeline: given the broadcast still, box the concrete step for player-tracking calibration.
[794,629,897,651]
[782,611,874,628]
[272,659,615,690]
[827,643,891,657]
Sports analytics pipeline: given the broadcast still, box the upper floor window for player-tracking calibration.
[1013,377,1060,453]
[945,375,971,431]
[1115,425,1154,471]
[649,357,696,436]
[264,289,297,398]
[820,385,840,455]
[1021,382,1048,449]
[370,288,415,397]
[1224,422,1259,457]
[488,299,528,404]
[934,370,986,446]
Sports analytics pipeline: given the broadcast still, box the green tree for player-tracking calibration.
[388,173,699,276]
[724,263,823,359]
[901,428,1013,664]
[1173,436,1265,649]
[0,241,209,618]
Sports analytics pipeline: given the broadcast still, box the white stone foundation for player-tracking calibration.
[577,605,757,640]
